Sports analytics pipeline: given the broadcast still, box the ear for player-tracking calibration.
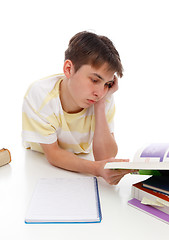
[63,60,75,79]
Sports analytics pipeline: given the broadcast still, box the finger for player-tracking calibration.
[106,158,130,163]
[113,159,130,162]
[106,169,131,178]
[108,175,125,185]
[111,179,121,185]
[113,74,118,82]
[106,168,130,174]
[113,75,118,86]
[105,171,128,184]
[115,169,133,174]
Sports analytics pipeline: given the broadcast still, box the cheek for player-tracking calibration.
[75,80,90,94]
[69,80,85,99]
[69,76,91,97]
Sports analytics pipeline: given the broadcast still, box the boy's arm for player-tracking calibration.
[93,75,118,161]
[40,142,131,185]
[41,141,97,175]
[93,101,118,161]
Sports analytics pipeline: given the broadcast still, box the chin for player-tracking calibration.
[83,103,94,109]
[78,100,94,109]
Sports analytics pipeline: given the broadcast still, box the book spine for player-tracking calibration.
[132,185,169,215]
[143,184,169,196]
[94,177,102,221]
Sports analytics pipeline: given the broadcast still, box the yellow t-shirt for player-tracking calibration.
[22,74,115,154]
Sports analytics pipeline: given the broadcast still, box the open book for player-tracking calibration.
[25,177,102,224]
[104,143,169,175]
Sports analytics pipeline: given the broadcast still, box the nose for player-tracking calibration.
[93,85,107,99]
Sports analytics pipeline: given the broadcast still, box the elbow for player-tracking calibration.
[40,142,61,167]
[44,151,59,167]
[47,157,56,167]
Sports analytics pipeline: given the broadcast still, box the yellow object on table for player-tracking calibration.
[0,148,11,167]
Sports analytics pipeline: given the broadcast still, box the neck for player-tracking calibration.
[59,79,83,114]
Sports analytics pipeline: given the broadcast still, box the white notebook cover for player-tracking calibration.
[25,177,102,224]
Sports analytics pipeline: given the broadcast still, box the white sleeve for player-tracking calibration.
[22,97,58,144]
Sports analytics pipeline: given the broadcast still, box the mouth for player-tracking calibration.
[87,99,96,104]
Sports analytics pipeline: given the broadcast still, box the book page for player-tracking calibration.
[133,143,169,163]
[104,161,169,170]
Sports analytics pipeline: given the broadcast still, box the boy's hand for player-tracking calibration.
[95,158,132,185]
[106,74,119,96]
[95,75,119,108]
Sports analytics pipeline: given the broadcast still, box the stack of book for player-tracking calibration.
[105,143,169,224]
[128,176,169,224]
[128,143,169,224]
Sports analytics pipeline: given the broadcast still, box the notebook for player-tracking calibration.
[25,177,102,224]
[128,198,169,225]
[142,176,169,195]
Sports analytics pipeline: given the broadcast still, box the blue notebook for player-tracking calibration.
[142,176,169,195]
[25,177,102,224]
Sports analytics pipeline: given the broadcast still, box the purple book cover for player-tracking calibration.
[140,143,169,162]
[128,198,169,224]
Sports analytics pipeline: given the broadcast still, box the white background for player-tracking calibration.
[1,0,169,159]
[1,1,169,239]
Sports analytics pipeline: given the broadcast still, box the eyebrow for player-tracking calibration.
[91,73,114,83]
[92,73,105,81]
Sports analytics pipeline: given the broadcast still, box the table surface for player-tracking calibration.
[1,145,169,240]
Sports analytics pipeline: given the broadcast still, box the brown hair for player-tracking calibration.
[65,31,123,77]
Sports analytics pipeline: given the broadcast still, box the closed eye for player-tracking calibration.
[90,78,99,83]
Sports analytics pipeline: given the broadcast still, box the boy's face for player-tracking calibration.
[63,62,115,113]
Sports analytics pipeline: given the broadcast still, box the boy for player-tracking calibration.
[22,31,131,185]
